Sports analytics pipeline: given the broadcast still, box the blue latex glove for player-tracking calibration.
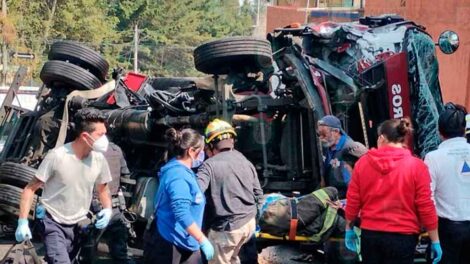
[95,208,112,229]
[431,241,442,264]
[15,218,32,242]
[35,204,45,219]
[345,229,358,252]
[200,237,215,260]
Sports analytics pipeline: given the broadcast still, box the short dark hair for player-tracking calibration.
[74,108,106,135]
[378,117,413,143]
[439,103,467,139]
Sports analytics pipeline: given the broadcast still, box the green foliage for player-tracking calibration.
[6,0,255,79]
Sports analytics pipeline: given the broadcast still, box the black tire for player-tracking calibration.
[0,162,36,188]
[40,60,103,90]
[48,40,109,82]
[0,184,37,218]
[194,37,273,75]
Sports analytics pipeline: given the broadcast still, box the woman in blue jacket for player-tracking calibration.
[144,128,214,264]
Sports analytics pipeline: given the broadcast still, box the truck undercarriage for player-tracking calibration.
[0,15,457,261]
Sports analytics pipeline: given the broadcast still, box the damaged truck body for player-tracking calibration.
[0,14,458,242]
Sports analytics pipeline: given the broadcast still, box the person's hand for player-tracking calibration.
[431,241,442,264]
[345,229,358,252]
[15,218,32,242]
[325,199,342,210]
[35,204,45,219]
[200,237,215,260]
[95,208,112,229]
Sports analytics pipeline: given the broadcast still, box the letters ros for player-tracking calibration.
[391,84,403,119]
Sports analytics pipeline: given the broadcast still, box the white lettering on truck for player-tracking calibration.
[391,84,403,118]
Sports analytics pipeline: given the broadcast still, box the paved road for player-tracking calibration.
[0,238,431,263]
[0,237,325,264]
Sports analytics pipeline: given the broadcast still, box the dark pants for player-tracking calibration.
[361,229,418,264]
[143,229,202,264]
[239,234,258,264]
[80,210,133,264]
[101,211,133,264]
[40,214,79,264]
[438,217,470,264]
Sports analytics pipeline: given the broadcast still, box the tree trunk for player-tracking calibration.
[43,0,58,45]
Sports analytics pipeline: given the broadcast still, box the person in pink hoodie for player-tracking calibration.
[344,118,442,264]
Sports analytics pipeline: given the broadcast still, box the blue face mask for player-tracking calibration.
[191,150,205,168]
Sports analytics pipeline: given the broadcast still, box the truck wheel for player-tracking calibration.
[194,37,273,75]
[40,60,103,91]
[48,40,109,82]
[0,184,37,218]
[0,162,36,188]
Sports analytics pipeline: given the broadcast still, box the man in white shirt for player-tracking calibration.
[425,103,470,264]
[15,108,113,264]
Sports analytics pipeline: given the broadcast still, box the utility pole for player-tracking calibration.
[133,23,139,73]
[1,0,8,88]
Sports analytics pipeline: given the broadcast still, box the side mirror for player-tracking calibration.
[437,30,459,54]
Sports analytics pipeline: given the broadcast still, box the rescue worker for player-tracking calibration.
[197,119,263,264]
[144,128,214,263]
[317,115,367,198]
[425,103,470,264]
[15,108,113,264]
[85,141,134,263]
[345,118,442,264]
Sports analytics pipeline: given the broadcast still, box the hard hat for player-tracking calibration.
[204,119,237,144]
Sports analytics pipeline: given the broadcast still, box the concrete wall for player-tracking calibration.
[365,0,470,108]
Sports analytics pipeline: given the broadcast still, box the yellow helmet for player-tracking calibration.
[204,119,237,144]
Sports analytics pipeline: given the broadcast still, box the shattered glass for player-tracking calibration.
[406,30,443,157]
[302,21,444,157]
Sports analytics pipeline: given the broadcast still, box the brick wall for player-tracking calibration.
[266,5,361,33]
[266,6,306,33]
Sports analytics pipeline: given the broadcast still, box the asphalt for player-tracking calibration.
[0,238,432,263]
[0,237,325,264]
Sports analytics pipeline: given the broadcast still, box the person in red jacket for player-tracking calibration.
[344,118,442,264]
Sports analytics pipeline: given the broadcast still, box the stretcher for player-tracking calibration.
[256,228,431,263]
[257,188,342,243]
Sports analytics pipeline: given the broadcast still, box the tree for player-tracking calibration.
[7,0,117,78]
[6,0,256,79]
[111,0,255,76]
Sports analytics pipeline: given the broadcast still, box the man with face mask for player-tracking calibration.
[317,115,367,198]
[197,119,263,264]
[15,108,113,264]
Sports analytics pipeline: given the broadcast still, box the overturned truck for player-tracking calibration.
[0,15,458,241]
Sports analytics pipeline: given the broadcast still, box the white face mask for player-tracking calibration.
[191,149,205,168]
[88,135,109,153]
